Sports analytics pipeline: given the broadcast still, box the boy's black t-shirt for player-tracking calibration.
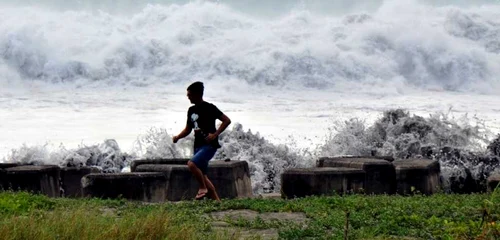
[187,101,223,149]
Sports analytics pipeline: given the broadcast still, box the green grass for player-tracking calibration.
[0,191,499,240]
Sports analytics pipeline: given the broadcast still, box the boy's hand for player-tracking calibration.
[173,135,180,143]
[205,133,218,143]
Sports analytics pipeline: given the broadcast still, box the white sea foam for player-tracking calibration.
[0,1,499,92]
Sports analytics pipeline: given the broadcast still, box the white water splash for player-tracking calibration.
[0,1,499,92]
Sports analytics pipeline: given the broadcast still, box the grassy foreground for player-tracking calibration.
[0,191,499,240]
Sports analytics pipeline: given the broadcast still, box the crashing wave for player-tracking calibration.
[1,1,499,92]
[320,109,500,192]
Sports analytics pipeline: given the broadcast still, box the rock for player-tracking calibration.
[393,159,441,195]
[209,209,307,239]
[3,165,60,197]
[211,221,232,228]
[81,172,168,202]
[60,167,101,197]
[210,209,308,225]
[318,157,396,194]
[215,227,278,240]
[133,160,252,201]
[281,167,365,198]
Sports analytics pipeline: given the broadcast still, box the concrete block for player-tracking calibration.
[60,167,101,198]
[82,173,168,202]
[0,169,5,191]
[318,157,396,194]
[134,160,252,201]
[393,159,441,195]
[487,173,500,192]
[281,167,365,198]
[1,163,23,190]
[209,160,253,199]
[1,163,24,190]
[3,165,60,197]
[135,164,195,201]
[0,163,21,169]
[131,159,189,172]
[318,156,395,162]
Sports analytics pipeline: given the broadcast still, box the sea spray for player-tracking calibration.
[5,139,131,173]
[131,123,314,193]
[2,124,313,193]
[216,123,313,193]
[132,127,193,159]
[320,109,500,192]
[488,134,500,157]
[3,109,500,193]
[320,109,490,157]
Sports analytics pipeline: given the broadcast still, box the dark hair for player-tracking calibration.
[187,81,204,96]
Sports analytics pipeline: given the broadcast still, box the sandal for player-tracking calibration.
[195,190,208,200]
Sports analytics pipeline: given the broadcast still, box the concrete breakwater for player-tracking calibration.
[1,157,498,202]
[282,157,442,198]
[0,160,253,201]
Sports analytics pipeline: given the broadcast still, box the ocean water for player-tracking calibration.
[1,0,500,193]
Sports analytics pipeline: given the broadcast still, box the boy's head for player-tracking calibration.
[187,81,204,104]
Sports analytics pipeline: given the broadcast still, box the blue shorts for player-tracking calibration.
[190,145,217,174]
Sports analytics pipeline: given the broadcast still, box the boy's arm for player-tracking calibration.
[173,124,192,143]
[215,114,231,136]
[206,114,231,142]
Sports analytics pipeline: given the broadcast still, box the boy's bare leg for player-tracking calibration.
[204,176,221,202]
[187,161,207,196]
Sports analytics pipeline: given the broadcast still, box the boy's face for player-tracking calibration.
[187,90,201,104]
